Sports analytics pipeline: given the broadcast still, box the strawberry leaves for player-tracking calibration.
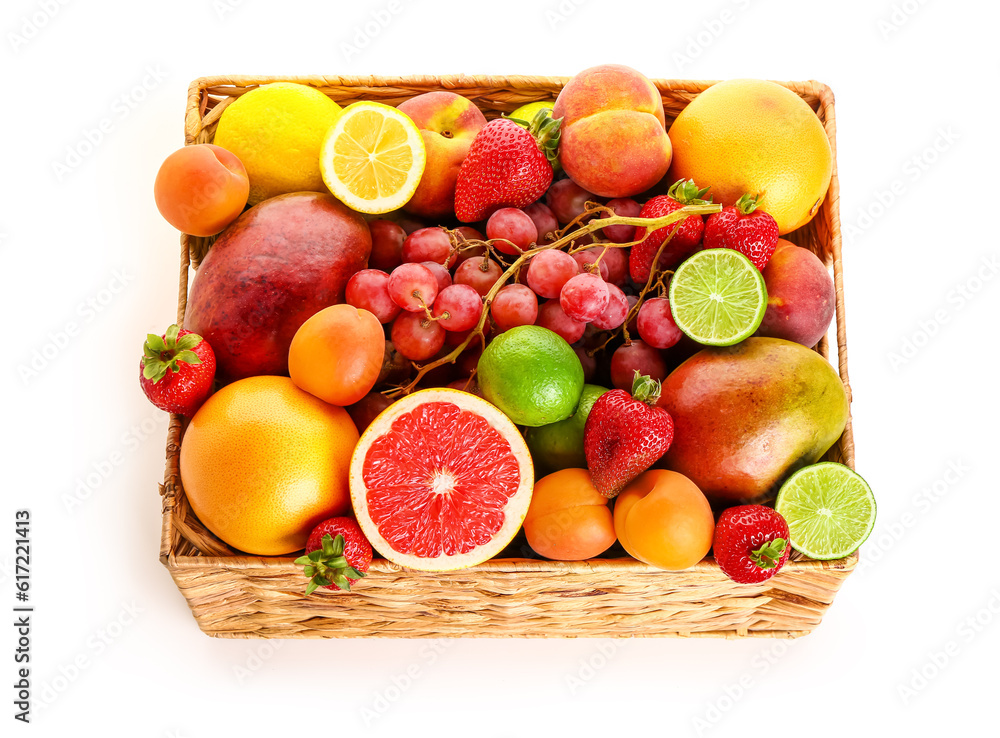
[141,324,204,383]
[296,533,367,594]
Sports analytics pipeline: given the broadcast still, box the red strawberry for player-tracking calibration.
[139,324,215,417]
[583,371,674,498]
[297,517,374,594]
[454,113,560,223]
[703,193,780,270]
[628,179,711,284]
[712,505,790,584]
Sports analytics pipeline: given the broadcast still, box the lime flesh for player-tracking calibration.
[775,462,877,560]
[668,248,767,346]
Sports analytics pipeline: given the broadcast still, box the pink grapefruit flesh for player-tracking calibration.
[350,388,533,571]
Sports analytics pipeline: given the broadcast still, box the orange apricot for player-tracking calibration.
[154,144,249,236]
[523,468,616,560]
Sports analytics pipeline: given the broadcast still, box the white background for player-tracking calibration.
[3,0,998,735]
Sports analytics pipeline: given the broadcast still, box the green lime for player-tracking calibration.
[774,462,877,560]
[510,101,554,126]
[668,248,768,346]
[477,325,584,427]
[525,384,610,473]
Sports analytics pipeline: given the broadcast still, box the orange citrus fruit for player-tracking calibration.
[179,376,359,555]
[350,388,533,571]
[667,78,833,235]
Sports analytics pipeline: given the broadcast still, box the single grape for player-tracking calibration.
[403,227,455,266]
[346,269,401,324]
[446,378,484,397]
[491,283,538,332]
[624,294,640,334]
[601,245,629,286]
[368,219,407,272]
[347,392,393,434]
[591,283,629,330]
[396,214,426,235]
[454,256,503,297]
[573,345,597,383]
[391,311,446,361]
[388,262,439,312]
[432,284,483,332]
[454,344,483,378]
[420,261,453,293]
[572,247,611,280]
[546,179,597,225]
[637,297,684,349]
[560,272,610,323]
[523,202,559,242]
[526,249,580,299]
[600,198,642,243]
[610,340,667,390]
[486,208,538,255]
[537,300,586,343]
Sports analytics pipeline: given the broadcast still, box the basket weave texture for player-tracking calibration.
[160,75,856,639]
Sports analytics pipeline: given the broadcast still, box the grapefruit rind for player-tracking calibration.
[349,388,534,571]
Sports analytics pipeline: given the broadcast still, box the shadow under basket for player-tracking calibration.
[160,74,857,639]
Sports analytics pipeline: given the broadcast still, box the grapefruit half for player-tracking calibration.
[350,388,534,571]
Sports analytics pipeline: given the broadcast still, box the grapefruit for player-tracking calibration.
[350,388,534,571]
[179,376,359,556]
[667,79,833,235]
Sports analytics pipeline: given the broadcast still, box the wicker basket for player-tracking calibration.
[160,75,856,639]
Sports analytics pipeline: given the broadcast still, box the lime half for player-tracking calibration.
[775,462,877,560]
[668,248,767,346]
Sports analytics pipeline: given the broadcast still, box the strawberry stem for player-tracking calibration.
[735,193,761,215]
[141,324,203,383]
[749,538,786,569]
[667,178,712,205]
[630,371,662,405]
[295,533,367,594]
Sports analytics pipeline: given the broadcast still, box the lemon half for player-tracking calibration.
[320,102,426,214]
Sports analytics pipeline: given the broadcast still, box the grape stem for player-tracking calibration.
[383,201,720,399]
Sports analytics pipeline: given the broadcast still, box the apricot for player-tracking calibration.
[153,144,249,236]
[288,304,384,406]
[613,470,714,571]
[523,468,616,560]
[553,65,672,198]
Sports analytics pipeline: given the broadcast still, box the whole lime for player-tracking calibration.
[526,384,610,474]
[477,325,584,426]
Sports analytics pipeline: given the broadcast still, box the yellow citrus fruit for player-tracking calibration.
[667,79,833,235]
[214,82,342,205]
[320,102,426,214]
[179,376,359,556]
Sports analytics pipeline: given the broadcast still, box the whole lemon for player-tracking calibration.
[179,376,358,555]
[667,79,833,235]
[214,83,342,205]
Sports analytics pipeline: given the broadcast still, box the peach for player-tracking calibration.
[553,65,672,198]
[523,468,616,560]
[756,239,836,348]
[397,92,487,219]
[154,144,249,236]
